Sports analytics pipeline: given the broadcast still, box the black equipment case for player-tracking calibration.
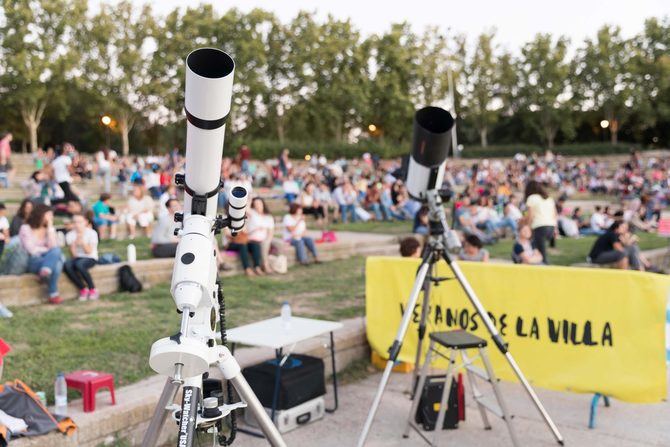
[242,354,326,410]
[415,374,465,430]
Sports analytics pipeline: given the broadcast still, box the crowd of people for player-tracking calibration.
[0,140,667,305]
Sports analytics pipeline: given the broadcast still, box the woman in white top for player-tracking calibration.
[299,182,325,228]
[125,183,155,238]
[524,180,557,264]
[63,214,100,300]
[247,197,276,273]
[282,203,320,265]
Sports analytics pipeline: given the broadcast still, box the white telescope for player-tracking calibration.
[145,48,286,447]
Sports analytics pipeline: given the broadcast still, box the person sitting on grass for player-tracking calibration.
[588,221,643,270]
[19,204,63,304]
[151,198,180,258]
[283,203,320,265]
[512,222,544,265]
[300,182,325,229]
[399,236,421,258]
[92,193,118,240]
[227,228,264,277]
[10,199,33,237]
[125,183,155,239]
[333,179,358,223]
[413,206,430,235]
[247,197,275,273]
[458,234,489,262]
[64,213,99,301]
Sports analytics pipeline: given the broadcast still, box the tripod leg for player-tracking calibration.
[433,348,457,447]
[444,255,565,445]
[357,260,432,447]
[411,266,433,397]
[142,378,180,447]
[230,373,287,447]
[217,346,286,447]
[404,340,435,438]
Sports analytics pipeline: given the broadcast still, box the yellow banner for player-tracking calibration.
[366,257,669,403]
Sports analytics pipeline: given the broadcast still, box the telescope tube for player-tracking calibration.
[405,106,455,201]
[183,48,235,219]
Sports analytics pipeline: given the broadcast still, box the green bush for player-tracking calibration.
[227,139,649,161]
[459,142,645,159]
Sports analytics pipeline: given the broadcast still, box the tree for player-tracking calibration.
[292,16,370,142]
[630,17,670,143]
[82,1,157,155]
[261,12,319,143]
[517,34,573,148]
[574,25,635,144]
[414,27,450,107]
[462,32,501,147]
[367,23,419,143]
[0,0,87,152]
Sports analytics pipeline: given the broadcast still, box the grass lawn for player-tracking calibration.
[487,231,668,265]
[98,236,152,261]
[320,219,411,235]
[0,257,366,403]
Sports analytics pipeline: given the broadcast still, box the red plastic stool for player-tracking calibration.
[65,370,116,412]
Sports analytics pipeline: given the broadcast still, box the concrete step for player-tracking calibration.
[0,233,400,308]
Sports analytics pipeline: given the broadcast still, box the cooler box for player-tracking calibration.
[415,374,465,431]
[242,354,326,410]
[244,396,325,433]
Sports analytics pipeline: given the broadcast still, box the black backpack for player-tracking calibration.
[118,265,143,293]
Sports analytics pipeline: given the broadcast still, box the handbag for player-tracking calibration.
[319,230,337,243]
[268,254,287,274]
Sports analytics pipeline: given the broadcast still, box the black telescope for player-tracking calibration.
[405,106,455,201]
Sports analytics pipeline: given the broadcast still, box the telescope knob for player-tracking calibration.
[174,173,185,186]
[174,212,184,223]
[173,228,180,237]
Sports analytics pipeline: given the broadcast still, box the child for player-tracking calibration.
[63,214,99,301]
[458,234,489,262]
[0,203,8,257]
[92,193,118,239]
[399,236,421,258]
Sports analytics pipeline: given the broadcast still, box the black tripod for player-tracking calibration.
[357,190,564,446]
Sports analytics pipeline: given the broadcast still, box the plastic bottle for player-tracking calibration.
[280,301,292,331]
[54,372,68,415]
[127,243,137,264]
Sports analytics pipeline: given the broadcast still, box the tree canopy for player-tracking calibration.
[0,1,668,154]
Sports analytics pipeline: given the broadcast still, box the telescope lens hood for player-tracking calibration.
[412,106,454,168]
[186,48,234,79]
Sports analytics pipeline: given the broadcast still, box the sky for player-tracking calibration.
[119,0,670,51]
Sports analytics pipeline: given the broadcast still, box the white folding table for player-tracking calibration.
[226,316,343,436]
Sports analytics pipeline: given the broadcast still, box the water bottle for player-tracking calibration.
[280,301,292,331]
[54,373,67,415]
[127,243,136,264]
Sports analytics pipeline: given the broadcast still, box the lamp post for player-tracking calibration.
[101,115,112,148]
[600,119,609,143]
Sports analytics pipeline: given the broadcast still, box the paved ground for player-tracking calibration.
[235,370,670,447]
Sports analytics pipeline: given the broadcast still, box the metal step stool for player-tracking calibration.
[404,329,520,446]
